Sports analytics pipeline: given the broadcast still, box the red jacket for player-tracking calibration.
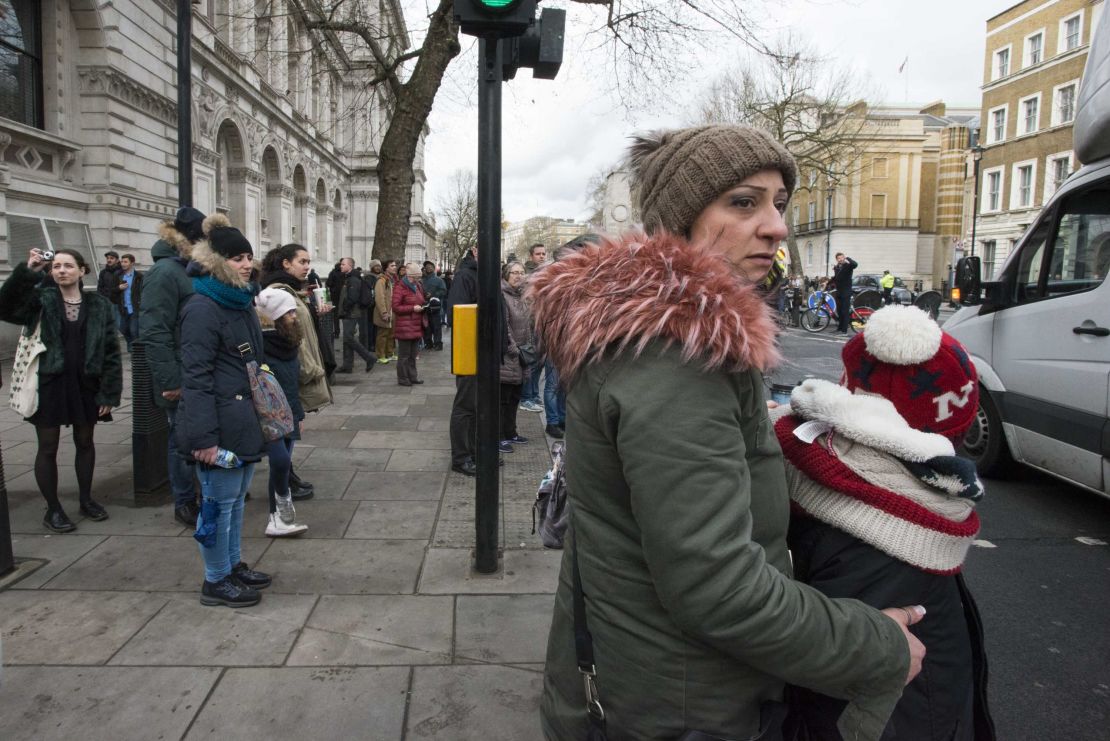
[391,277,426,340]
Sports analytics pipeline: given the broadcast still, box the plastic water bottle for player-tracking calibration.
[213,448,243,469]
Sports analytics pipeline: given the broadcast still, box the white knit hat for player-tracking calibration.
[256,287,297,322]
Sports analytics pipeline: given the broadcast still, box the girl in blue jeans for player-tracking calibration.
[177,214,271,607]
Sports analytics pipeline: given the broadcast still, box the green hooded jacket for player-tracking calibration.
[527,232,909,741]
[138,223,196,408]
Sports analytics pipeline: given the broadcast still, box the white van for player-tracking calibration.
[948,6,1110,496]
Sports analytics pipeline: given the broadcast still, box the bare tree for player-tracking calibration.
[434,168,478,268]
[696,33,874,276]
[583,167,610,229]
[289,0,780,261]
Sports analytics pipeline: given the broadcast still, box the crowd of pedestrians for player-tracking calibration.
[1,120,996,740]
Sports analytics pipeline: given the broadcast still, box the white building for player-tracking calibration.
[1,0,435,349]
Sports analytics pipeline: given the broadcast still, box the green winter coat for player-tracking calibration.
[0,263,122,408]
[527,232,908,741]
[138,223,196,408]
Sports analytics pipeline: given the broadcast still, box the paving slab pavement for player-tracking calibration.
[0,334,560,739]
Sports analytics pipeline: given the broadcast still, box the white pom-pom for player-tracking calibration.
[862,305,941,365]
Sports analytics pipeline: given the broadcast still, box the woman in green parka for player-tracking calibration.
[0,248,122,533]
[527,126,926,741]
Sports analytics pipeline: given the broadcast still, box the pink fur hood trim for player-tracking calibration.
[525,230,781,384]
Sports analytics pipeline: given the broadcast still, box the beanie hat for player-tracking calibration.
[202,212,252,260]
[627,125,798,236]
[175,206,207,244]
[255,287,298,322]
[841,305,978,441]
[368,259,382,271]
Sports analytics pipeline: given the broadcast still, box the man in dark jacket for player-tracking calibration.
[139,206,204,525]
[336,257,376,373]
[116,253,143,352]
[448,247,480,476]
[421,260,447,351]
[832,252,858,334]
[97,251,121,300]
[325,261,344,338]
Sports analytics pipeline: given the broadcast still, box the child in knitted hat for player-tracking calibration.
[770,305,996,740]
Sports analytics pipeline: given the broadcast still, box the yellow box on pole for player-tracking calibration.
[452,304,478,376]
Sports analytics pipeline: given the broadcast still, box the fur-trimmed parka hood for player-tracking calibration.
[156,221,195,260]
[526,229,780,384]
[187,213,250,288]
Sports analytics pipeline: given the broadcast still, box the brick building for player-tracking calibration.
[970,0,1105,278]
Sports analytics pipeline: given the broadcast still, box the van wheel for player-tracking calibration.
[960,388,1014,477]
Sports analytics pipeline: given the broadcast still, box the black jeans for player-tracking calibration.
[450,375,477,465]
[835,288,852,332]
[424,309,442,348]
[396,339,420,384]
[500,383,522,440]
[341,314,375,369]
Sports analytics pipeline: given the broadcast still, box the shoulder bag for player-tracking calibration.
[571,531,787,741]
[9,315,46,418]
[237,341,295,442]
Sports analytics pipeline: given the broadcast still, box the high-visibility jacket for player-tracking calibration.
[880,273,896,289]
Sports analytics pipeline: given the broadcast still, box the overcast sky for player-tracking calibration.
[422,0,995,226]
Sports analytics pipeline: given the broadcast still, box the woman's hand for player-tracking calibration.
[193,446,219,465]
[413,305,423,313]
[27,249,47,271]
[98,405,113,418]
[881,605,927,685]
[318,302,333,315]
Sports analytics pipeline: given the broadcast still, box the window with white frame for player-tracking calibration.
[1045,153,1072,199]
[984,168,1003,212]
[994,46,1010,80]
[806,242,813,266]
[981,240,997,281]
[807,201,816,224]
[1060,13,1082,52]
[1020,94,1040,134]
[1053,82,1078,125]
[792,205,800,227]
[1012,161,1036,208]
[988,105,1007,143]
[1025,31,1044,66]
[808,170,818,188]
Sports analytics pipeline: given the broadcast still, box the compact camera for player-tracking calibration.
[41,250,55,261]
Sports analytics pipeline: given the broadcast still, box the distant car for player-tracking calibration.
[852,274,914,304]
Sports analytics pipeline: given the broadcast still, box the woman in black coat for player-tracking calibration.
[177,214,271,608]
[0,248,121,532]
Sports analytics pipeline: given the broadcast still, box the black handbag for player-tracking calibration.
[571,533,787,741]
[518,342,538,368]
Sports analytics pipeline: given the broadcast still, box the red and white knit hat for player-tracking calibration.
[841,305,978,441]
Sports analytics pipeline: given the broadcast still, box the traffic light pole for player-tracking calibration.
[474,37,503,574]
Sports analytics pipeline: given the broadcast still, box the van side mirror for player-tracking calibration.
[953,256,981,305]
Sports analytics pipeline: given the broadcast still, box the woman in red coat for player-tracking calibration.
[391,262,427,386]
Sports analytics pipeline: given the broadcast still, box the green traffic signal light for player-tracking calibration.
[478,0,516,6]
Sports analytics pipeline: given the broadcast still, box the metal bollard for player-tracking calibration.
[131,341,170,501]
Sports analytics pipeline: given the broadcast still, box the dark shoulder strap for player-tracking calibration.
[572,531,608,737]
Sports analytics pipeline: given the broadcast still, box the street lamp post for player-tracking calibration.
[969,145,984,258]
[824,193,833,278]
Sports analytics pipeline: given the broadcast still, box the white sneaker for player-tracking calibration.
[276,492,296,524]
[266,512,307,537]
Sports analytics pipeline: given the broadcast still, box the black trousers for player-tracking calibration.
[500,383,522,440]
[450,375,477,465]
[424,309,442,348]
[835,288,852,332]
[341,315,376,369]
[883,287,893,305]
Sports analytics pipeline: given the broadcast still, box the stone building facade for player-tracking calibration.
[971,0,1104,278]
[0,0,435,341]
[791,103,979,289]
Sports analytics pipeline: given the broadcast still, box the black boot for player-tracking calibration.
[175,501,200,527]
[231,561,272,589]
[79,499,109,521]
[200,576,260,607]
[289,469,315,500]
[43,508,76,533]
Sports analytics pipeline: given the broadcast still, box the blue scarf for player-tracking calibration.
[193,274,256,310]
[401,276,420,294]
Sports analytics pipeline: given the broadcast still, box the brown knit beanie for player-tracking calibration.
[627,125,798,236]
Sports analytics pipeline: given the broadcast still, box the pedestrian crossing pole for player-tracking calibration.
[473,36,503,574]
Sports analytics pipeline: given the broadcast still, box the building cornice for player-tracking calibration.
[77,66,177,127]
